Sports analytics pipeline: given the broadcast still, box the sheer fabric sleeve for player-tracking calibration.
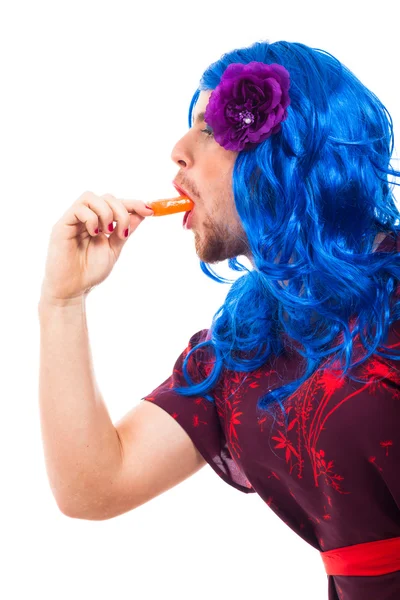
[140,329,255,494]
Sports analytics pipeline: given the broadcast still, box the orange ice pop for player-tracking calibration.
[146,195,194,216]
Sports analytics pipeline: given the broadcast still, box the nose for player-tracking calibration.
[170,132,193,169]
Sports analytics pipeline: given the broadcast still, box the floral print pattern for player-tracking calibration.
[142,231,400,600]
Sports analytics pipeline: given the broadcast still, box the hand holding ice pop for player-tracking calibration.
[40,191,195,306]
[40,191,157,305]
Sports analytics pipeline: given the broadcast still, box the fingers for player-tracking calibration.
[72,191,153,238]
[72,203,100,237]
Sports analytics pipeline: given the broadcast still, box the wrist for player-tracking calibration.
[38,291,86,312]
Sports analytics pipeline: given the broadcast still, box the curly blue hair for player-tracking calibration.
[172,39,400,426]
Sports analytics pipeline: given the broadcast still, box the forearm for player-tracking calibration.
[38,295,123,518]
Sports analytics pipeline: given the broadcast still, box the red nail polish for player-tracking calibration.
[108,223,114,232]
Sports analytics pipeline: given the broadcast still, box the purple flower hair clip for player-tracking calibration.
[204,61,291,152]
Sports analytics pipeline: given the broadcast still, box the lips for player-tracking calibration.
[173,181,195,205]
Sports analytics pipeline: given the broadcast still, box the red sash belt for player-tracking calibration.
[320,536,400,576]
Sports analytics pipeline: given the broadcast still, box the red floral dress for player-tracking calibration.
[142,231,400,600]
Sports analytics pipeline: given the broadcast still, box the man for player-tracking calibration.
[39,40,400,600]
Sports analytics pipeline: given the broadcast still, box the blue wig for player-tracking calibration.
[172,39,400,426]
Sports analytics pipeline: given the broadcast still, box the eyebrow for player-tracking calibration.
[192,111,206,125]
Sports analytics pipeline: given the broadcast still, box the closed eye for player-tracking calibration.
[201,126,214,137]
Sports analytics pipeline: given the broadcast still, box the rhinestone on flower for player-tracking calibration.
[204,61,291,152]
[239,111,255,126]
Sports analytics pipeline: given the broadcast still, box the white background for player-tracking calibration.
[1,1,399,599]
